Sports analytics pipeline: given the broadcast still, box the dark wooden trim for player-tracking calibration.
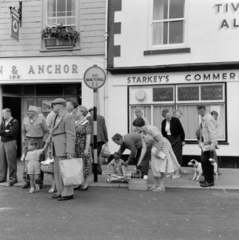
[107,62,239,74]
[144,48,190,56]
[114,45,121,57]
[114,22,121,34]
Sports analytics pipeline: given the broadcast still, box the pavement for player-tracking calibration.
[0,160,239,190]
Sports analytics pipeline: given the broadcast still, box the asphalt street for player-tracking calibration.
[0,186,239,240]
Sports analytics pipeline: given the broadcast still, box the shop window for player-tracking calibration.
[178,86,199,101]
[47,0,76,26]
[2,85,21,95]
[201,85,223,100]
[64,84,77,95]
[36,84,63,95]
[153,87,174,101]
[23,85,35,95]
[152,0,185,46]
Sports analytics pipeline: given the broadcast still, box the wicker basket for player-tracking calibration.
[128,169,148,191]
[41,163,54,174]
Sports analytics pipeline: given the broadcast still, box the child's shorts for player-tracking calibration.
[27,161,41,175]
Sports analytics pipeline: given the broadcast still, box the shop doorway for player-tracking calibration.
[2,97,21,157]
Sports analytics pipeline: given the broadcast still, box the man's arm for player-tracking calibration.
[126,141,137,164]
[3,120,19,137]
[65,115,76,157]
[42,118,49,141]
[206,117,218,149]
[102,118,108,142]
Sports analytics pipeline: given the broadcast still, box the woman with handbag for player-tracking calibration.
[133,118,180,192]
[74,105,92,191]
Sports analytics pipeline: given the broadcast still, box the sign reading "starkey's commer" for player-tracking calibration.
[83,65,106,89]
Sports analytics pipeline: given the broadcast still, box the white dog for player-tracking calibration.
[188,159,218,181]
[188,159,203,181]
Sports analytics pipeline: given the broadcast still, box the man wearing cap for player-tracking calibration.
[0,108,19,186]
[51,98,76,201]
[22,106,49,189]
[87,108,108,174]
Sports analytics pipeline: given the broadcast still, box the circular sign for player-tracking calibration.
[13,19,19,33]
[136,90,146,101]
[83,65,106,89]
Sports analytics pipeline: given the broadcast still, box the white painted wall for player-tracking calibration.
[114,0,239,67]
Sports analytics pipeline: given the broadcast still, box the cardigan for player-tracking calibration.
[161,117,185,142]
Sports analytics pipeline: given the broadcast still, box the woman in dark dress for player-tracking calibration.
[75,105,92,190]
[161,109,185,178]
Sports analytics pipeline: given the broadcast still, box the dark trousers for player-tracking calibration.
[22,137,45,186]
[201,150,214,183]
[0,140,18,183]
[133,143,153,176]
[91,142,105,174]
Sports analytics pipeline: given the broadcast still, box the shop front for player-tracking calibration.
[0,56,104,155]
[107,68,239,167]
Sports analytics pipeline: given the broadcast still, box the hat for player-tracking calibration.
[51,98,67,106]
[28,106,37,112]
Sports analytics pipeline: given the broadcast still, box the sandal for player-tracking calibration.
[152,187,165,192]
[48,188,56,193]
[148,186,158,191]
[172,174,181,179]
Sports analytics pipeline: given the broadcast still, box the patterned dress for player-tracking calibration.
[143,125,180,177]
[75,119,92,176]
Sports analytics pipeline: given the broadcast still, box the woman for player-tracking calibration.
[133,118,179,192]
[75,105,92,191]
[161,109,186,178]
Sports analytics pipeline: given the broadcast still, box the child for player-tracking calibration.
[24,139,49,193]
[107,152,126,177]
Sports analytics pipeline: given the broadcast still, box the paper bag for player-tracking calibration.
[59,158,83,186]
[151,147,166,160]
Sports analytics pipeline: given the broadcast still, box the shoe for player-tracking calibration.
[57,195,74,201]
[7,180,18,187]
[35,184,40,191]
[148,186,158,191]
[48,188,56,193]
[29,188,35,193]
[22,183,30,189]
[152,187,165,192]
[74,185,82,190]
[39,184,43,189]
[199,180,206,184]
[172,174,180,179]
[200,182,214,187]
[80,185,89,191]
[52,193,61,199]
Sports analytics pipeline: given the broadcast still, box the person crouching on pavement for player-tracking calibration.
[24,139,49,193]
[107,152,126,178]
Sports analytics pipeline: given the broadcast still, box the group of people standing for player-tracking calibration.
[112,105,218,191]
[0,98,108,201]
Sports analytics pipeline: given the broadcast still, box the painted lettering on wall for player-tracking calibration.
[127,75,169,84]
[185,72,238,81]
[28,64,78,74]
[10,66,20,79]
[215,3,239,29]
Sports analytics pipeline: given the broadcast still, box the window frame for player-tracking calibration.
[148,0,188,50]
[128,83,227,143]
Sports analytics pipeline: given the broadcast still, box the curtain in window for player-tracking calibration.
[153,105,174,131]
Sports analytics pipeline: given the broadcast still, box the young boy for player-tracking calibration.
[107,152,126,177]
[25,139,49,193]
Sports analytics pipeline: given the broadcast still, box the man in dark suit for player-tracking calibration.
[112,132,152,177]
[0,108,19,186]
[87,108,108,174]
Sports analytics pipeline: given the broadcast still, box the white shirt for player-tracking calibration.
[165,120,171,135]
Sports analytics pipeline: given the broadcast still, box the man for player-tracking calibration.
[197,105,218,187]
[112,132,152,176]
[22,106,49,189]
[51,98,76,201]
[0,108,19,186]
[87,108,108,174]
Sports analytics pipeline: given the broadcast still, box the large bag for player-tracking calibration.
[151,147,166,160]
[59,158,83,186]
[101,143,111,158]
[128,169,148,191]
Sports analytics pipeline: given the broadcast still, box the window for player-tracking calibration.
[129,83,226,142]
[47,0,76,26]
[152,0,185,46]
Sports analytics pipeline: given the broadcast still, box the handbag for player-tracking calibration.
[151,147,166,160]
[101,143,111,158]
[41,163,54,174]
[59,158,84,186]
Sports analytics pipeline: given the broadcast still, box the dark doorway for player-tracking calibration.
[2,97,21,157]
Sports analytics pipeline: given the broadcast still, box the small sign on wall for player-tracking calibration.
[10,14,20,41]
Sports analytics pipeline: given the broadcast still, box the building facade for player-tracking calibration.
[107,0,239,166]
[0,0,107,155]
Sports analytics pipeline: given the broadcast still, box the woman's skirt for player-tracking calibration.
[151,137,180,177]
[167,135,183,165]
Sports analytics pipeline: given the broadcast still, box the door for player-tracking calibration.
[2,97,21,157]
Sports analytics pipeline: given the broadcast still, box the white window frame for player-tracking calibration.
[46,0,77,27]
[148,0,188,49]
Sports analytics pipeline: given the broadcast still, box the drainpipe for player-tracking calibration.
[103,0,109,125]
